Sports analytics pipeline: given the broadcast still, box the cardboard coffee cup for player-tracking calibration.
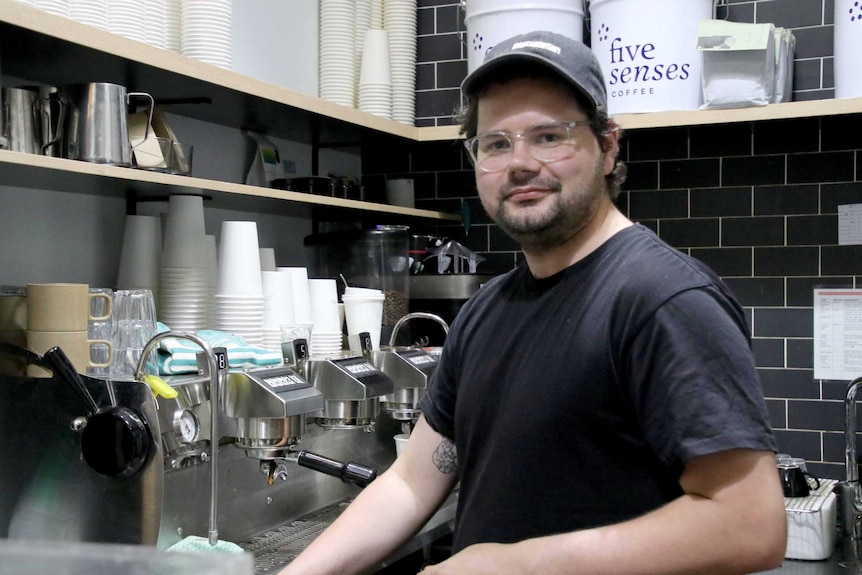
[27,283,112,332]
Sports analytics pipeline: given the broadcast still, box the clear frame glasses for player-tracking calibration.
[464,119,592,173]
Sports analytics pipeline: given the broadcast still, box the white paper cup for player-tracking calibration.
[262,270,295,327]
[279,267,312,323]
[394,433,409,457]
[117,215,162,291]
[342,292,385,349]
[360,29,391,86]
[308,278,341,332]
[217,221,263,295]
[161,195,208,268]
[259,247,277,272]
[344,286,383,296]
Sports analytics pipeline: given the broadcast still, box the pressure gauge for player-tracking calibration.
[172,409,200,444]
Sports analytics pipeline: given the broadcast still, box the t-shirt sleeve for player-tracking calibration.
[625,286,778,466]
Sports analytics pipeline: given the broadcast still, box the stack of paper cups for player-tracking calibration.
[158,195,210,331]
[117,215,162,293]
[370,0,383,29]
[70,0,108,30]
[354,0,372,106]
[308,279,342,355]
[214,221,264,345]
[143,0,167,49]
[278,267,313,325]
[35,0,70,17]
[261,270,295,351]
[107,0,145,42]
[181,0,232,69]
[319,0,356,107]
[359,30,392,119]
[384,0,417,125]
[359,29,393,118]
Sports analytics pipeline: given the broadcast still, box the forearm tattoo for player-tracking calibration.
[432,438,458,474]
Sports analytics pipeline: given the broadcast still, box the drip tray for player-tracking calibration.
[239,489,458,574]
[240,501,351,574]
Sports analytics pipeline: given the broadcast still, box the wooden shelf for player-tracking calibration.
[3,0,861,216]
[0,0,414,142]
[0,149,461,221]
[415,97,862,141]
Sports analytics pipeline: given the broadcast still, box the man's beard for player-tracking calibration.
[488,161,607,254]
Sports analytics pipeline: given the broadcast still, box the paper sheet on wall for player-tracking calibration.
[838,204,862,245]
[813,289,862,380]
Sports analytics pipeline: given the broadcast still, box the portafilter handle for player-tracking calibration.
[293,450,378,488]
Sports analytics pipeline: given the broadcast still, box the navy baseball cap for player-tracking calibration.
[461,30,608,114]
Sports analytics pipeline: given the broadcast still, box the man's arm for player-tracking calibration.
[422,448,787,575]
[279,415,458,575]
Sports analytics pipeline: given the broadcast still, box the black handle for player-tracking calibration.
[296,450,378,488]
[43,346,101,415]
[0,341,50,370]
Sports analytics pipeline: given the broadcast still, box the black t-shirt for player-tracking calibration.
[419,225,777,552]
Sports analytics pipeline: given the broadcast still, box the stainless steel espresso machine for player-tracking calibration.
[1,319,451,572]
[151,333,400,553]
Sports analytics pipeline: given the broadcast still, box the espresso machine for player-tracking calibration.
[369,313,449,427]
[154,337,384,487]
[138,331,395,555]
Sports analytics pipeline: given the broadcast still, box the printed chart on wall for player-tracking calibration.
[814,289,862,380]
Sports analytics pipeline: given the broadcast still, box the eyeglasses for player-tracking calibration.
[464,119,591,173]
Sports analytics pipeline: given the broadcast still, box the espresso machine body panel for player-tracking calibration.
[223,367,324,418]
[372,348,437,390]
[305,356,394,400]
[0,373,163,545]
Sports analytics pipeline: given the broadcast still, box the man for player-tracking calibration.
[282,31,787,575]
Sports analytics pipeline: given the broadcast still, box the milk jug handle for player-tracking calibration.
[40,98,65,155]
[128,92,155,147]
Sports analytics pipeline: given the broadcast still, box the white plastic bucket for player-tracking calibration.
[464,0,585,73]
[834,0,862,99]
[589,0,713,115]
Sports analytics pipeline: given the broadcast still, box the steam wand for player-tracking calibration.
[135,331,225,547]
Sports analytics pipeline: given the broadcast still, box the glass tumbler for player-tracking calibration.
[110,289,157,380]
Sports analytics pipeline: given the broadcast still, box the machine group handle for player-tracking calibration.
[295,450,378,488]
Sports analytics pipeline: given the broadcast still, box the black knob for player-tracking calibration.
[81,408,150,478]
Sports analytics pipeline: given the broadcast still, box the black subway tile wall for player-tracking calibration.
[378,0,861,478]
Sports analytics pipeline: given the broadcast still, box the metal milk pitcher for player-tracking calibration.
[60,82,154,166]
[1,87,40,154]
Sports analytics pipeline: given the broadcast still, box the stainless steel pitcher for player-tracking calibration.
[1,87,40,154]
[60,82,154,166]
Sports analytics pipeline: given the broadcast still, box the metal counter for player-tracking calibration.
[241,491,458,574]
[756,539,859,574]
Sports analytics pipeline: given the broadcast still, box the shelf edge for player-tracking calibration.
[0,150,461,222]
[415,97,862,141]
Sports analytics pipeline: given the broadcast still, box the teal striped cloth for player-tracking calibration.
[156,323,282,374]
[166,535,245,554]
